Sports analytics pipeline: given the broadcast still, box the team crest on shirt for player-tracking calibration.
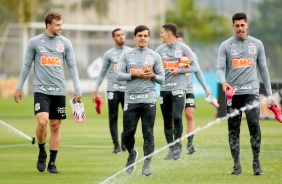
[56,44,64,53]
[108,92,114,100]
[174,49,182,58]
[248,45,256,55]
[144,55,153,67]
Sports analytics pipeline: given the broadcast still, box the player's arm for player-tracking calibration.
[257,41,272,96]
[14,39,36,103]
[216,43,231,92]
[65,39,82,97]
[151,53,165,84]
[177,47,199,74]
[116,52,132,81]
[93,52,111,92]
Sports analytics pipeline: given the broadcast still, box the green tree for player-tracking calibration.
[70,0,110,24]
[164,0,231,44]
[250,0,282,79]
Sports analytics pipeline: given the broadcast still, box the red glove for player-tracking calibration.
[95,97,104,114]
[268,105,282,123]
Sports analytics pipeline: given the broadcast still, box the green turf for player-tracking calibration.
[0,95,282,184]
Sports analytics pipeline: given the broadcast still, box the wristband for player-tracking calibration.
[131,74,138,79]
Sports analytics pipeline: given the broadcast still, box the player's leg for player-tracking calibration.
[172,91,185,160]
[184,93,196,154]
[34,92,50,172]
[118,91,126,151]
[160,91,173,159]
[107,91,121,153]
[47,95,66,174]
[227,95,243,175]
[140,102,156,176]
[244,94,263,175]
[123,103,140,174]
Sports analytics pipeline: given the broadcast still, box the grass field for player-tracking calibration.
[0,95,282,184]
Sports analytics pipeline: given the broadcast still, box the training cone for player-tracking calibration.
[268,105,282,123]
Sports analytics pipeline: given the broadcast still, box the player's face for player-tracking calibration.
[113,30,125,47]
[134,30,150,49]
[232,19,248,39]
[48,19,63,36]
[160,28,169,43]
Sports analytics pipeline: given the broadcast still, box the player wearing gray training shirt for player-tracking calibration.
[92,28,131,154]
[14,12,82,174]
[116,25,165,176]
[155,23,199,161]
[216,12,274,176]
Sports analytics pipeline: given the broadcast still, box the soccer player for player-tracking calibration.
[116,25,165,176]
[216,12,274,175]
[176,35,211,154]
[155,23,199,160]
[92,28,131,154]
[13,12,82,174]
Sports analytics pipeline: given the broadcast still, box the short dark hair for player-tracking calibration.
[112,28,122,37]
[45,12,61,28]
[162,23,178,37]
[232,12,247,23]
[134,25,150,36]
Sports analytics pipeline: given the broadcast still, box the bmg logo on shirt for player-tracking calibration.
[232,58,253,68]
[41,56,61,66]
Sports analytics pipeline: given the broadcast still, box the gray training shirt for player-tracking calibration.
[185,53,208,94]
[16,32,81,95]
[116,47,165,104]
[155,41,199,91]
[216,35,272,95]
[94,46,131,92]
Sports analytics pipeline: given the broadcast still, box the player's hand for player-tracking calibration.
[92,92,101,103]
[73,94,82,102]
[222,82,233,93]
[136,66,154,79]
[205,90,211,97]
[14,90,22,103]
[170,68,179,76]
[267,95,275,106]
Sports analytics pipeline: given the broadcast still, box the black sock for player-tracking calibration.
[49,150,58,165]
[38,143,46,154]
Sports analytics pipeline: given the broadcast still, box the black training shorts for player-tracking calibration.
[34,92,66,119]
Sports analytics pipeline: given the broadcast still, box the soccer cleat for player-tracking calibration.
[173,146,181,160]
[126,149,138,174]
[95,97,104,114]
[47,162,60,174]
[37,152,47,172]
[204,95,219,108]
[164,147,174,160]
[226,87,236,100]
[69,98,85,123]
[142,164,152,177]
[253,161,263,175]
[187,145,196,154]
[231,164,242,175]
[268,104,282,123]
[112,145,121,154]
[178,56,191,68]
[121,132,126,152]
